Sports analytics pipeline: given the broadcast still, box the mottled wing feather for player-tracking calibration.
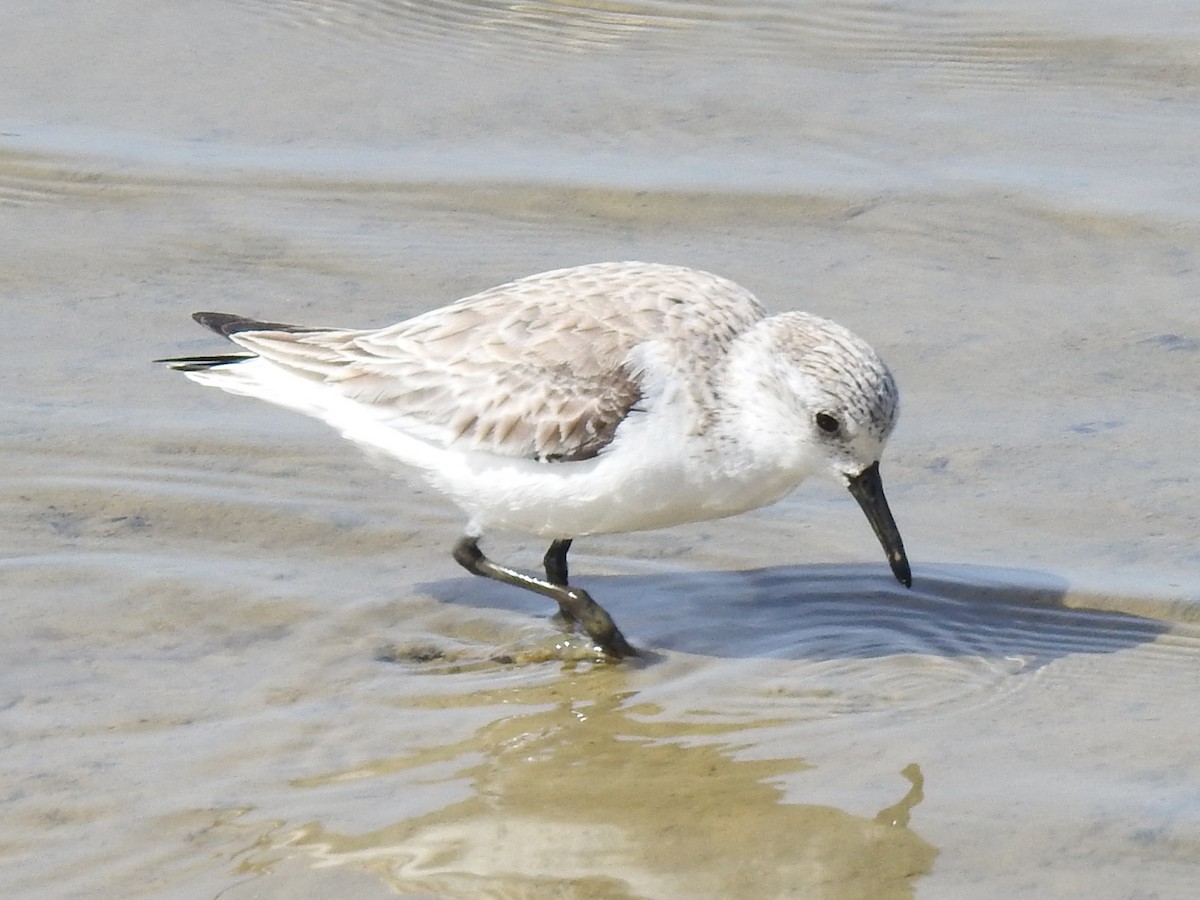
[229,262,764,461]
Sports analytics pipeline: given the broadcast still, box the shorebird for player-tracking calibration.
[159,261,911,658]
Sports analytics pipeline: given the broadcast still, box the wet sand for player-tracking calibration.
[3,1,1200,897]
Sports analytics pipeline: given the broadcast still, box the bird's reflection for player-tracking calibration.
[247,667,937,898]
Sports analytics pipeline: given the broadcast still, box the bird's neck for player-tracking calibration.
[703,324,824,497]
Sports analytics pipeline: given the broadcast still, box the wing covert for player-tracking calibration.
[227,262,764,461]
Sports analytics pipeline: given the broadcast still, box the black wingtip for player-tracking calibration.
[191,311,318,337]
[157,311,321,370]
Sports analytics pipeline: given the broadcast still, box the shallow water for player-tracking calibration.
[4,1,1200,897]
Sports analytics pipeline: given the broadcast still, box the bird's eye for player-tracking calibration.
[815,412,841,434]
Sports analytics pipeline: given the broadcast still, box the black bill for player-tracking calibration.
[845,461,912,588]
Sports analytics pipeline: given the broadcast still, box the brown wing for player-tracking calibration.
[227,262,765,461]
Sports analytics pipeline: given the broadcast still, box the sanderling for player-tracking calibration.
[159,261,911,658]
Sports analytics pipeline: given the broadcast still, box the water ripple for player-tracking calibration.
[228,0,1200,92]
[431,560,1199,722]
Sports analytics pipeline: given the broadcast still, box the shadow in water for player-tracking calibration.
[424,561,1180,669]
[239,673,935,898]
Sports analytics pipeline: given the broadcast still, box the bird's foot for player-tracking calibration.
[563,589,636,660]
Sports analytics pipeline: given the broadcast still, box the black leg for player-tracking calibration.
[543,539,577,627]
[452,536,635,659]
[544,538,572,585]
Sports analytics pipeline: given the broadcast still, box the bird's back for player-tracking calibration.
[226,262,767,462]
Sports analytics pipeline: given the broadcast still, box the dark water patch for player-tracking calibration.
[424,561,1196,719]
[427,562,1181,664]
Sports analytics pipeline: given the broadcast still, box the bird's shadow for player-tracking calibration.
[421,561,1178,669]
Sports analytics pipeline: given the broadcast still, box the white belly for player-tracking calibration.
[187,358,814,539]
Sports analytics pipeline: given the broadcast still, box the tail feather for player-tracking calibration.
[157,311,327,371]
[155,353,255,372]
